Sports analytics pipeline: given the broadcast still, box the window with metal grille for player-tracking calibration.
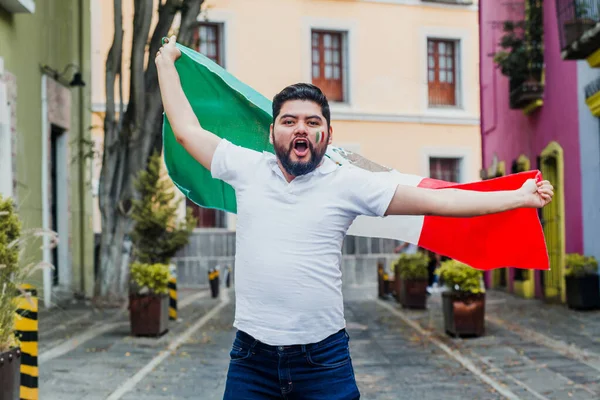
[429,157,461,183]
[427,39,457,106]
[194,23,222,66]
[311,30,345,102]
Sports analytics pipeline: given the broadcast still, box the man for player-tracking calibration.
[155,36,554,400]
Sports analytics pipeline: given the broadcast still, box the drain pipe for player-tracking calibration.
[78,0,86,296]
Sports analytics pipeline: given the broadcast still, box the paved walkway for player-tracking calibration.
[36,287,600,399]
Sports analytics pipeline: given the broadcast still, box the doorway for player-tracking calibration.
[50,125,69,287]
[540,142,565,303]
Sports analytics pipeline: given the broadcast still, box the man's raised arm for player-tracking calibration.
[155,36,220,171]
[384,178,554,217]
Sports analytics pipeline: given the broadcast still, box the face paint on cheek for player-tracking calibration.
[315,131,324,145]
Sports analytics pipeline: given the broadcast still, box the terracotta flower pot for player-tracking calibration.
[0,347,21,400]
[442,291,485,337]
[129,293,169,337]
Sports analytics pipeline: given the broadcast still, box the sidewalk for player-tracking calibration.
[387,289,600,399]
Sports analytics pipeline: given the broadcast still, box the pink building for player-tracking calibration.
[479,0,600,303]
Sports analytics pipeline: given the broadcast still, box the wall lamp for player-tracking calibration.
[40,63,86,87]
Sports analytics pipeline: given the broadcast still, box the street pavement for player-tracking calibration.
[36,287,600,399]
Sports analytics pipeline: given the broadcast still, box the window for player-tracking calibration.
[311,30,345,102]
[427,39,457,106]
[186,198,226,229]
[194,23,222,66]
[429,157,461,182]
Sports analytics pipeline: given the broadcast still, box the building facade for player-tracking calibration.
[0,0,95,306]
[91,0,482,232]
[479,0,600,303]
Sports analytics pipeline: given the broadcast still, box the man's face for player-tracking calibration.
[270,100,332,177]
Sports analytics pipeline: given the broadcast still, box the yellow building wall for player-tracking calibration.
[91,0,481,231]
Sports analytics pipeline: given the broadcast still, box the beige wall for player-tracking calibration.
[91,0,481,232]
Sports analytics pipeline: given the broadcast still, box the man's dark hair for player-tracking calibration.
[272,83,331,129]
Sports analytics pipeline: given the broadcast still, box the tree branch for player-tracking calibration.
[127,0,154,132]
[100,0,123,222]
[178,0,204,46]
[145,0,180,93]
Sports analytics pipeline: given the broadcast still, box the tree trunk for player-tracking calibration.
[95,0,204,304]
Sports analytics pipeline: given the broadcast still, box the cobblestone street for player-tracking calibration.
[37,287,600,399]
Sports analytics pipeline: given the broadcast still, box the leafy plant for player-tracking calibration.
[0,195,56,352]
[435,259,485,294]
[130,262,170,295]
[493,0,544,86]
[392,252,430,280]
[564,253,598,277]
[130,151,196,265]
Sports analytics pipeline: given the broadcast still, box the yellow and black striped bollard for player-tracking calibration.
[208,268,220,298]
[14,284,38,400]
[168,274,177,321]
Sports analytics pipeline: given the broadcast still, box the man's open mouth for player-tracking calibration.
[292,138,309,158]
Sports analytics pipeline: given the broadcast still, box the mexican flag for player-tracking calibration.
[162,44,549,271]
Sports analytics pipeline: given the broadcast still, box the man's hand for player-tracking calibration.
[155,35,181,66]
[519,179,554,208]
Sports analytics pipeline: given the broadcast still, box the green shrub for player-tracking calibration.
[564,253,598,277]
[392,252,429,280]
[435,259,484,294]
[0,195,22,352]
[130,151,196,265]
[130,262,170,295]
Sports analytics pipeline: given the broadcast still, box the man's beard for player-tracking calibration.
[273,135,328,177]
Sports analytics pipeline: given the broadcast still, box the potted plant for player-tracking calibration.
[564,253,600,310]
[392,252,430,309]
[493,3,544,110]
[128,152,196,337]
[128,262,171,336]
[0,196,55,399]
[563,0,597,47]
[436,259,486,337]
[0,196,23,400]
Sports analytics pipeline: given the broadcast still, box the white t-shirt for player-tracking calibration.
[211,139,398,345]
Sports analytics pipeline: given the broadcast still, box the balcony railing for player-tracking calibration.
[556,0,600,60]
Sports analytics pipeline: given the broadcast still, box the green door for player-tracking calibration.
[540,147,565,302]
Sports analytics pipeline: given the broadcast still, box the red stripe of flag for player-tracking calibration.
[416,171,549,271]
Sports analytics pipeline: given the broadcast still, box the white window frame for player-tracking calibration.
[421,146,475,183]
[197,10,234,71]
[420,27,472,118]
[302,17,357,110]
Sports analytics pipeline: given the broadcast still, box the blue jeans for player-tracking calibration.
[223,329,360,399]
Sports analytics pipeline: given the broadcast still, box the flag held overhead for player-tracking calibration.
[161,44,549,272]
